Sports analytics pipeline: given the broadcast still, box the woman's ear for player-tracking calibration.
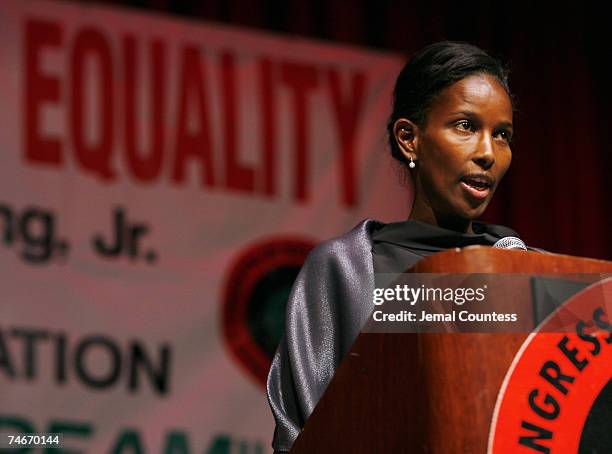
[393,118,420,162]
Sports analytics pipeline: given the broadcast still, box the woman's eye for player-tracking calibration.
[496,130,512,143]
[456,120,473,132]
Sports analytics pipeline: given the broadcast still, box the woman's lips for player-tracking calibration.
[460,180,490,200]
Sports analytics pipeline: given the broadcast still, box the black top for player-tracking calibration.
[372,219,520,274]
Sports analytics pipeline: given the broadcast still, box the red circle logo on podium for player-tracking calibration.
[488,278,612,453]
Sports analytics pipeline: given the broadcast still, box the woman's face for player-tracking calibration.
[398,74,513,229]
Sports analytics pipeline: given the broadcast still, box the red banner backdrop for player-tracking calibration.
[0,1,405,451]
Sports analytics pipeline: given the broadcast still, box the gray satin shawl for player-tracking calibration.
[266,219,379,452]
[266,218,526,452]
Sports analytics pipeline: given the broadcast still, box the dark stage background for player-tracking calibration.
[69,0,611,260]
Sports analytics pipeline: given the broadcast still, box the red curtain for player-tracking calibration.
[72,0,611,259]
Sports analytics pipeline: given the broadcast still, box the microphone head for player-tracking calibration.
[492,236,527,251]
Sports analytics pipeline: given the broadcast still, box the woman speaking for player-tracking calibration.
[267,41,526,453]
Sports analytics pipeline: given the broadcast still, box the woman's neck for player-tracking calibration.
[409,197,473,234]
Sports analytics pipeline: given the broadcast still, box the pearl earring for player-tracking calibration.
[409,156,416,169]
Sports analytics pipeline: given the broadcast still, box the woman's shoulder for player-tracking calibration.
[305,219,383,263]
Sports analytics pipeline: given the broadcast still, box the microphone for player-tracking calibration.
[492,236,528,251]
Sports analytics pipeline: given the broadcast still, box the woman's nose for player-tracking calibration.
[472,134,495,169]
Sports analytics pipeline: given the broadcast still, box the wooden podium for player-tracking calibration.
[289,247,612,453]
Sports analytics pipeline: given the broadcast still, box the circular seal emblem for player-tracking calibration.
[221,237,315,388]
[488,278,612,453]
